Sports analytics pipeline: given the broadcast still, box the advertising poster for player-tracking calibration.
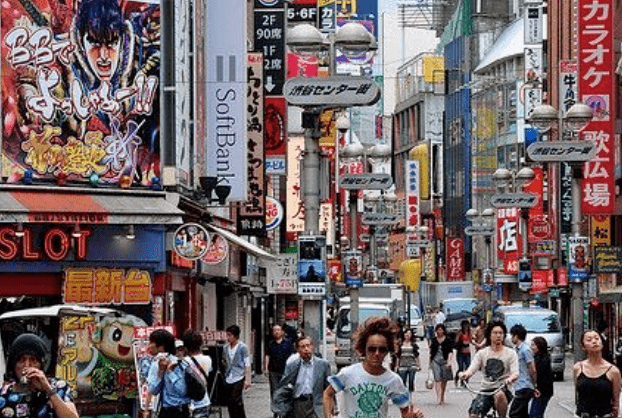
[1,0,161,185]
[58,314,146,401]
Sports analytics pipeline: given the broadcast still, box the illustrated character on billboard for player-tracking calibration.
[2,0,160,185]
[76,314,146,399]
[574,244,587,269]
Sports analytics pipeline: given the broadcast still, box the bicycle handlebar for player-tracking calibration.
[461,379,506,397]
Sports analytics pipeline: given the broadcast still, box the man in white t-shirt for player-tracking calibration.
[323,317,425,418]
[181,330,212,418]
[434,306,446,326]
[458,320,519,418]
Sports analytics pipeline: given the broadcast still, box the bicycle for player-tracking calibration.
[461,378,508,418]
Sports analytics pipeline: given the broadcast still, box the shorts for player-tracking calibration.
[469,387,512,417]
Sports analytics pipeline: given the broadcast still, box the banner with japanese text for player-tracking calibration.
[578,0,615,213]
[63,267,152,304]
[286,136,304,236]
[1,0,160,185]
[497,208,522,274]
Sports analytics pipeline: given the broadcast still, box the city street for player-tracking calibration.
[221,340,579,418]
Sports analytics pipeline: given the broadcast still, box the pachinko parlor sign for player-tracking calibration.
[1,0,160,186]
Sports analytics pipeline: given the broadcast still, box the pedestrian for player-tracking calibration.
[423,306,435,345]
[265,324,295,412]
[222,325,252,418]
[435,305,446,326]
[397,328,421,395]
[175,340,187,359]
[472,318,486,351]
[598,320,613,363]
[573,329,621,418]
[1,333,78,418]
[147,329,191,418]
[458,320,518,418]
[323,317,425,418]
[181,330,212,418]
[272,335,331,418]
[429,323,453,405]
[454,319,472,387]
[508,324,536,418]
[529,337,553,418]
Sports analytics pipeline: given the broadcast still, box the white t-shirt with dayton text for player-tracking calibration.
[328,363,411,418]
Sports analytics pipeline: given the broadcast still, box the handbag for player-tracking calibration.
[425,370,434,389]
[183,360,207,401]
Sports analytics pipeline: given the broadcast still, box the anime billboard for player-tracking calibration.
[1,0,160,186]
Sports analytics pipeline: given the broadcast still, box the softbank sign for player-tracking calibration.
[206,0,247,200]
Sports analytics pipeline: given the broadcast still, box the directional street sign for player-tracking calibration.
[362,213,399,225]
[527,141,597,162]
[491,193,539,208]
[408,239,432,248]
[284,76,381,107]
[465,225,496,236]
[339,173,393,190]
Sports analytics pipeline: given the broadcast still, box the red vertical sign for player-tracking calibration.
[446,238,465,281]
[497,208,522,274]
[578,0,615,214]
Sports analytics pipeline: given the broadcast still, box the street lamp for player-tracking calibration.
[492,166,535,305]
[286,22,378,353]
[528,102,594,361]
[466,208,495,317]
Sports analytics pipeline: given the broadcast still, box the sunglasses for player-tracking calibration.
[366,345,389,354]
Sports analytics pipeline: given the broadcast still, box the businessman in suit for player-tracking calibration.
[272,335,331,418]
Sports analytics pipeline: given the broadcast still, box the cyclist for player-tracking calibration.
[458,320,519,418]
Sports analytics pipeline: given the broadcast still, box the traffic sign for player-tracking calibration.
[491,193,539,208]
[284,76,381,107]
[339,173,393,190]
[362,213,399,225]
[465,225,495,236]
[527,141,596,162]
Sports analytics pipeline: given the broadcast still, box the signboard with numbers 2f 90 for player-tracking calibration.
[284,76,381,107]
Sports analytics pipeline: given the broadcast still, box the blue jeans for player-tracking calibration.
[398,368,417,392]
[457,352,471,374]
[529,395,551,418]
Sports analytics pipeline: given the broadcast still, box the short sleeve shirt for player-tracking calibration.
[0,379,73,418]
[328,363,410,418]
[514,342,534,391]
[266,339,294,374]
[466,346,518,391]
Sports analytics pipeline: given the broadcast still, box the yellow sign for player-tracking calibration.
[423,56,445,84]
[64,268,152,304]
[591,215,611,246]
[399,259,422,291]
[409,143,430,200]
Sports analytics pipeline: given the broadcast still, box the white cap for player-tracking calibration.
[175,339,184,348]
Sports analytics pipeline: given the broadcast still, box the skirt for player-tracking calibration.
[432,360,453,382]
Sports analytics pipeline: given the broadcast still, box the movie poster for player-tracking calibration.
[1,0,161,186]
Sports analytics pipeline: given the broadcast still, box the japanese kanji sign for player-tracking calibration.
[63,267,152,305]
[497,208,522,273]
[405,160,421,228]
[1,0,160,185]
[284,76,380,107]
[578,0,615,214]
[266,255,298,294]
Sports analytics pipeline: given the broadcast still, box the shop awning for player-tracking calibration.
[473,18,524,74]
[0,187,184,224]
[206,224,277,260]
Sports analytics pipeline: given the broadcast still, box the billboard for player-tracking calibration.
[2,0,161,185]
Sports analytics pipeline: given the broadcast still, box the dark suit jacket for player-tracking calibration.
[271,355,331,418]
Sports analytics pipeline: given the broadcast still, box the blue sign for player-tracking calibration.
[346,277,364,288]
[569,268,589,282]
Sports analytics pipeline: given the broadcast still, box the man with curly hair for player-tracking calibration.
[322,317,425,418]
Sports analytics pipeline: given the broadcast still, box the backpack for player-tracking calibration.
[183,358,207,401]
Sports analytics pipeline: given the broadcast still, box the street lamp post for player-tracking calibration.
[492,167,536,306]
[528,102,594,361]
[465,208,496,317]
[286,22,379,353]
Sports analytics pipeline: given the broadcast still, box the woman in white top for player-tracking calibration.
[181,330,212,418]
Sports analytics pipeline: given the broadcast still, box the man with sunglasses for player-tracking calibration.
[323,317,425,418]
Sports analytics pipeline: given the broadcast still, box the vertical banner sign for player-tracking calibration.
[560,163,573,233]
[207,0,247,201]
[254,3,285,96]
[265,97,288,159]
[524,167,544,215]
[286,136,305,234]
[591,215,611,246]
[318,0,337,32]
[194,0,207,184]
[559,61,578,116]
[578,0,615,214]
[175,0,191,187]
[239,53,266,236]
[524,3,543,44]
[446,238,465,281]
[497,208,522,274]
[405,160,421,228]
[319,201,334,249]
[1,0,161,185]
[524,46,543,118]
